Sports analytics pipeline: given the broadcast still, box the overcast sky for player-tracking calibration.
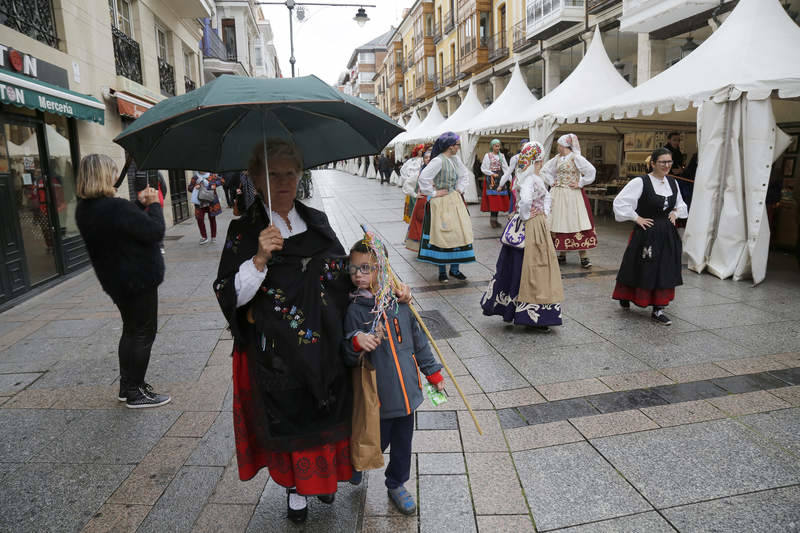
[261,1,416,85]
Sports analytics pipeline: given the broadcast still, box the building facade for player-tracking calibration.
[372,0,796,125]
[344,28,394,105]
[0,0,214,306]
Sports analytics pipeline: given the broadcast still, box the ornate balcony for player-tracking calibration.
[458,34,488,75]
[443,10,455,34]
[112,26,143,84]
[201,20,228,60]
[513,20,534,52]
[433,23,442,44]
[185,76,196,93]
[406,53,414,68]
[442,65,454,86]
[621,0,721,33]
[526,0,585,41]
[487,31,509,62]
[0,0,59,48]
[158,57,175,97]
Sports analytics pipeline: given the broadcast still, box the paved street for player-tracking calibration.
[1,169,799,533]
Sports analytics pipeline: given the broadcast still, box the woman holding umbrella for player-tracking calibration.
[214,140,411,523]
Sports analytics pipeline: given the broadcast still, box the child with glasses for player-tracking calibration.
[343,240,445,515]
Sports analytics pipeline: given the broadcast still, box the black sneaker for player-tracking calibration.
[449,271,467,281]
[438,272,449,283]
[317,493,335,504]
[126,384,171,409]
[619,299,630,309]
[349,470,363,485]
[651,312,672,326]
[580,257,592,268]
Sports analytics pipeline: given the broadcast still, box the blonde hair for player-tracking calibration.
[77,154,117,199]
[248,139,304,177]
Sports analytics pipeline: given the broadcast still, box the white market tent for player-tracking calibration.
[467,63,539,136]
[406,83,485,145]
[563,0,800,284]
[403,98,447,147]
[387,110,422,160]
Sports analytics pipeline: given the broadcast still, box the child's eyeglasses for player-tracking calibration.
[347,264,380,275]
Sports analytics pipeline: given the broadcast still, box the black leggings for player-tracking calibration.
[115,288,158,390]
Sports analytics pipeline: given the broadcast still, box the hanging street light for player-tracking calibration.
[353,7,370,27]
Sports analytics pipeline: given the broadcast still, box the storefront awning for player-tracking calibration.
[0,69,105,124]
[112,90,154,119]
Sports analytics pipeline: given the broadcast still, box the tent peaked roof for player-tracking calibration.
[407,83,485,143]
[567,0,800,123]
[468,63,539,135]
[387,110,421,147]
[404,97,447,143]
[533,27,632,125]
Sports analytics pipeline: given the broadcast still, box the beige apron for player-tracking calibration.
[518,213,564,304]
[429,191,474,249]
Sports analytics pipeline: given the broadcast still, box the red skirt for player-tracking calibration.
[552,189,598,251]
[232,346,353,495]
[404,196,427,251]
[480,179,510,213]
[612,282,675,308]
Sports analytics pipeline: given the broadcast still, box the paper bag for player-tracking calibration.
[350,356,384,471]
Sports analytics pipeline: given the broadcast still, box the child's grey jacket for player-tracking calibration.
[343,294,442,419]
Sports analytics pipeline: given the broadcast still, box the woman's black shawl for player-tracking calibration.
[214,200,353,453]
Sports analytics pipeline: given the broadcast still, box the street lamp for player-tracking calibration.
[255,1,377,77]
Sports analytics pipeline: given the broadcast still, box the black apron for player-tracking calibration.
[616,176,683,291]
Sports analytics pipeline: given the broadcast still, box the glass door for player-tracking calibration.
[4,120,59,286]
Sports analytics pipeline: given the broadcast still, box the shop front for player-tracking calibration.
[0,64,104,305]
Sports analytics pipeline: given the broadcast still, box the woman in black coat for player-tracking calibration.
[75,154,170,408]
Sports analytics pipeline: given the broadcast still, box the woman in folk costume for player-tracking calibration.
[400,144,425,223]
[540,134,597,268]
[499,139,529,215]
[480,139,510,228]
[481,142,563,329]
[417,132,476,283]
[612,147,688,326]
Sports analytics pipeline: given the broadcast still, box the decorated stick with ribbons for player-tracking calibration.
[360,224,482,435]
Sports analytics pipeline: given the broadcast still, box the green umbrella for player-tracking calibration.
[114,74,402,214]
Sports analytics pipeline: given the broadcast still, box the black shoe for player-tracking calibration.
[287,488,308,523]
[126,384,171,409]
[438,272,449,283]
[580,257,592,268]
[619,299,630,309]
[449,271,467,281]
[557,255,566,265]
[651,312,672,326]
[349,470,363,486]
[317,493,335,504]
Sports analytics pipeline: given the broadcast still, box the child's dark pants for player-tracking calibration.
[380,413,414,489]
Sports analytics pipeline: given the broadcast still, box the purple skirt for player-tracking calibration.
[480,245,563,327]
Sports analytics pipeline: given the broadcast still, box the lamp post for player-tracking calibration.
[255,1,376,77]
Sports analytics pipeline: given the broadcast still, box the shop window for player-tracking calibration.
[44,115,78,240]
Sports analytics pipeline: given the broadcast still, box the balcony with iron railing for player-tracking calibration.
[433,21,442,43]
[112,26,143,84]
[185,76,196,93]
[526,0,585,41]
[458,34,488,75]
[406,53,414,68]
[1,0,59,48]
[443,10,455,34]
[487,30,509,62]
[158,57,175,96]
[442,65,454,86]
[201,20,233,61]
[512,19,534,52]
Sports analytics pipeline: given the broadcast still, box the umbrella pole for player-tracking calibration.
[261,115,273,221]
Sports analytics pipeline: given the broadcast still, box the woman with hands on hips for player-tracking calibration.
[612,147,688,326]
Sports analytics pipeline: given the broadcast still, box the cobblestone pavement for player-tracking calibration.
[1,169,799,533]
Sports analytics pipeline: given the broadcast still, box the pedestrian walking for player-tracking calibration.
[188,171,223,245]
[74,154,171,408]
[213,140,412,524]
[481,142,564,330]
[612,147,688,326]
[540,134,597,268]
[417,132,476,282]
[400,144,425,224]
[343,239,444,514]
[480,139,510,228]
[379,153,393,184]
[222,171,241,208]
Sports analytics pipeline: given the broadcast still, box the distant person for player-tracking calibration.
[188,171,223,245]
[379,154,393,184]
[343,239,444,515]
[480,139,510,228]
[222,171,240,208]
[664,132,685,176]
[75,154,170,408]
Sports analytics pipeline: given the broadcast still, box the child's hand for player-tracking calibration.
[356,333,381,352]
[435,380,445,392]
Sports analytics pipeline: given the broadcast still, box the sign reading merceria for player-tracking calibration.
[0,82,75,115]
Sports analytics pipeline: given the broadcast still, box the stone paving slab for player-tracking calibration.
[365,453,417,518]
[710,372,789,394]
[713,321,800,356]
[209,456,270,505]
[81,502,151,533]
[591,419,800,508]
[715,356,790,375]
[458,410,507,452]
[461,354,530,393]
[486,387,546,409]
[137,465,223,533]
[362,516,418,533]
[0,408,87,462]
[599,370,674,392]
[416,410,458,430]
[417,452,466,475]
[514,442,652,531]
[166,411,219,438]
[192,503,254,533]
[736,407,800,456]
[0,462,134,533]
[537,378,612,401]
[418,474,477,533]
[659,363,733,383]
[504,420,585,452]
[476,515,535,533]
[550,511,677,532]
[769,385,800,406]
[707,390,791,416]
[0,372,41,395]
[640,400,726,428]
[569,410,659,439]
[465,452,528,514]
[185,410,236,467]
[663,485,800,533]
[517,398,599,426]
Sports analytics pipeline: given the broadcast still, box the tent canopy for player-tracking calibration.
[406,83,485,144]
[386,110,420,150]
[565,0,800,124]
[467,63,539,135]
[401,98,447,145]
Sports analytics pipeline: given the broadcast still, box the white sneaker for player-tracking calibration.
[199,238,209,245]
[211,238,216,244]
